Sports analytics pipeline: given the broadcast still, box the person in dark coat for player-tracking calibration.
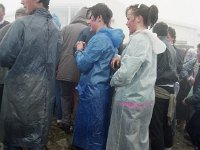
[183,43,200,150]
[149,22,178,150]
[0,0,62,149]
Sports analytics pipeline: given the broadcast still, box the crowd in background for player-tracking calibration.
[0,0,200,150]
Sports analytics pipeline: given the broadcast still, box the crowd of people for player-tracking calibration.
[0,0,200,150]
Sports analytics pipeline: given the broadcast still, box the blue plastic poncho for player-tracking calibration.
[73,27,124,150]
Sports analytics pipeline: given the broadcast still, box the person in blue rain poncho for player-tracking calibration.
[106,4,166,150]
[72,3,124,150]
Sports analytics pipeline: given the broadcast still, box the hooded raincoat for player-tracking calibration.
[106,30,166,150]
[56,7,89,83]
[73,27,124,150]
[0,8,62,147]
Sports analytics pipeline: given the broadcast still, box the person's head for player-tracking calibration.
[15,7,27,19]
[125,4,158,34]
[87,3,113,32]
[153,21,168,36]
[167,26,176,44]
[70,7,89,25]
[0,3,5,22]
[21,0,50,14]
[197,43,200,62]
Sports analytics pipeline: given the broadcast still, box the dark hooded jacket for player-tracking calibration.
[156,36,178,85]
[0,8,62,146]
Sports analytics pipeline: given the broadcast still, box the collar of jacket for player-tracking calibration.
[30,8,52,19]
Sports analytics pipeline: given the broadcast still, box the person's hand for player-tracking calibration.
[76,41,86,51]
[111,55,121,69]
[182,98,187,106]
[187,76,195,85]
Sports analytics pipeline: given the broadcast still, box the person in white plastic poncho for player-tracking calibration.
[106,4,166,150]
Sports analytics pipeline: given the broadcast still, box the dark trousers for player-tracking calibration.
[3,144,43,150]
[150,98,173,150]
[0,84,3,111]
[186,110,200,148]
[60,81,78,132]
[54,80,62,120]
[176,79,192,120]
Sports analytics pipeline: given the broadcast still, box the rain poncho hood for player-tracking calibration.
[134,29,166,54]
[100,27,124,49]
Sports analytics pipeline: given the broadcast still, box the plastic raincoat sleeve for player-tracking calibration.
[0,20,24,68]
[75,36,106,73]
[179,58,196,80]
[110,37,150,87]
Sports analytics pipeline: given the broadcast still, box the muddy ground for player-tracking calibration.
[46,118,194,150]
[0,118,194,150]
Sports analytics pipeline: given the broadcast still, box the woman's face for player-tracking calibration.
[126,9,137,34]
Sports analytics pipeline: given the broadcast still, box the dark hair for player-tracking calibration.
[168,26,176,41]
[0,3,5,12]
[39,0,50,9]
[153,21,168,36]
[126,4,158,28]
[88,3,113,26]
[197,43,200,49]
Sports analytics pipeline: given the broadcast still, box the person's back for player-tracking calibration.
[150,22,178,150]
[56,7,89,83]
[155,35,178,85]
[0,0,62,149]
[56,7,89,148]
[0,7,27,111]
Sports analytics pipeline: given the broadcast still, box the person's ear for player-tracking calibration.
[97,16,103,22]
[136,15,143,23]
